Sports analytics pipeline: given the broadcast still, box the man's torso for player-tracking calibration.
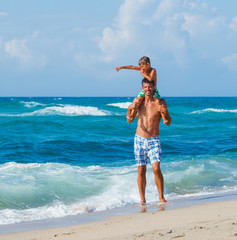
[136,100,161,138]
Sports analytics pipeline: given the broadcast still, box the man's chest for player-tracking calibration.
[137,104,160,120]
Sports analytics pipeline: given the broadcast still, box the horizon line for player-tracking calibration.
[0,96,236,98]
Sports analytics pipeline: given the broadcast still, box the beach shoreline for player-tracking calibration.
[1,191,237,239]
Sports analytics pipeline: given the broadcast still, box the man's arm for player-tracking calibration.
[126,103,137,123]
[115,65,141,72]
[157,99,171,126]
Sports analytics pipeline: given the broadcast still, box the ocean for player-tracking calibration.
[0,97,236,225]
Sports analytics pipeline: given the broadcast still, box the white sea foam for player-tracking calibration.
[191,108,237,114]
[20,101,46,108]
[0,162,140,224]
[107,102,132,109]
[0,105,109,117]
[165,165,205,183]
[165,187,237,201]
[0,161,236,225]
[31,105,109,116]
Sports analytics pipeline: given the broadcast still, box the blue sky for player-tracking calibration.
[0,0,236,97]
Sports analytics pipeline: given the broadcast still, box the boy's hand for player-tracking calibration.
[114,67,121,72]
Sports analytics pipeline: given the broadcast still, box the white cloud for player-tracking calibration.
[98,0,218,65]
[0,12,7,17]
[99,0,153,62]
[229,16,237,32]
[31,30,40,39]
[5,39,32,63]
[201,2,208,9]
[181,14,225,37]
[184,1,208,11]
[97,0,236,68]
[4,31,48,70]
[152,0,180,21]
[157,13,187,65]
[222,53,237,70]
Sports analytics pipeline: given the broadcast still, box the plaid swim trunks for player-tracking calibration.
[134,134,162,166]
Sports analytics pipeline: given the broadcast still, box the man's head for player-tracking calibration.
[138,56,151,71]
[142,78,155,96]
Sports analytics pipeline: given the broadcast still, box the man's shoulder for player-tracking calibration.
[159,98,167,106]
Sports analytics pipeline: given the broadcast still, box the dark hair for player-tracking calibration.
[142,78,154,86]
[138,56,150,66]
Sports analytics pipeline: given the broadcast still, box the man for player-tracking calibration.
[126,78,171,204]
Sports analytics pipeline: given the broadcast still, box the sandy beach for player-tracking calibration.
[1,199,236,240]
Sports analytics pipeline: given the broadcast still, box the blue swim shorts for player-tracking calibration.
[134,134,162,166]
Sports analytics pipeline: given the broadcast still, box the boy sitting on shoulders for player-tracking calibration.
[115,56,161,108]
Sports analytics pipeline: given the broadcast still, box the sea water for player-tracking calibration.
[0,97,236,225]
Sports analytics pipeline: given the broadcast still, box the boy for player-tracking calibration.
[115,56,160,108]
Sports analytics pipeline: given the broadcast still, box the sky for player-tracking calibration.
[0,0,236,97]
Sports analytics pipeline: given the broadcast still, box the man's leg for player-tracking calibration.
[137,165,147,205]
[152,162,166,203]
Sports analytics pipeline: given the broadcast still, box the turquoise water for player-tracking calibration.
[0,97,236,224]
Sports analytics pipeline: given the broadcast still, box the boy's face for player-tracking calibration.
[140,63,150,71]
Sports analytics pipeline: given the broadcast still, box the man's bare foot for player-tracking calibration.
[140,200,146,205]
[159,198,167,203]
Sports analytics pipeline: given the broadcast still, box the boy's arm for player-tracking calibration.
[140,68,156,81]
[115,65,141,72]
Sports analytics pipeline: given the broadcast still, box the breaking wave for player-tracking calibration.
[0,105,109,117]
[107,102,132,109]
[191,108,237,114]
[20,101,46,108]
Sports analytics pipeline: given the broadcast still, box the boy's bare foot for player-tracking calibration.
[133,97,144,109]
[154,98,161,105]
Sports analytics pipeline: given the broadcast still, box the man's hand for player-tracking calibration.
[126,99,140,123]
[156,99,171,126]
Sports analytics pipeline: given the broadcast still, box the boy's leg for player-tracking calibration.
[154,88,161,104]
[154,97,160,105]
[132,96,144,109]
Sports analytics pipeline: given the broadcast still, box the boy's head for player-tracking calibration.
[138,56,151,71]
[138,56,150,66]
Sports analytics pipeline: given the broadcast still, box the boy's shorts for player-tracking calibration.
[134,135,162,166]
[137,88,160,99]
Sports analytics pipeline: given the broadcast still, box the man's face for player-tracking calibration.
[142,82,154,96]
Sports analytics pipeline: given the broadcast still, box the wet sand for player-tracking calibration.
[1,193,237,240]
